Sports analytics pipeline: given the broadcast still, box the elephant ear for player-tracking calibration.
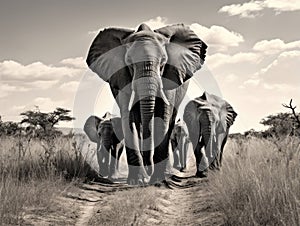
[111,117,124,142]
[155,24,207,89]
[84,115,102,143]
[224,102,238,128]
[86,28,134,91]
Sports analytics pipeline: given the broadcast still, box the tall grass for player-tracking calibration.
[210,136,300,226]
[0,134,97,225]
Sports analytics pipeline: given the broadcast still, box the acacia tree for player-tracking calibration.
[260,113,295,136]
[20,107,75,137]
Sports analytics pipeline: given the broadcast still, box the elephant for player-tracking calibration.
[170,119,190,172]
[84,112,124,179]
[86,23,207,184]
[183,92,237,178]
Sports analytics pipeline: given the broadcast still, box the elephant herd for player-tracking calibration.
[84,23,237,185]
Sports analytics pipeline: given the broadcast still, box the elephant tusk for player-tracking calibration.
[158,79,170,106]
[194,99,207,106]
[128,90,136,111]
[159,89,170,106]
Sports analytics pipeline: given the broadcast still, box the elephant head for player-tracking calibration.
[84,112,124,177]
[183,92,237,176]
[86,23,207,183]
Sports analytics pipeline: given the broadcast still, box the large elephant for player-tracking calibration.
[84,112,124,179]
[170,119,190,172]
[86,23,207,184]
[183,92,237,177]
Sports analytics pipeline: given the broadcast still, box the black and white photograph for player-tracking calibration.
[0,0,299,225]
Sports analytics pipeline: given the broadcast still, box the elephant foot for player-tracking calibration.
[127,168,150,186]
[195,170,208,178]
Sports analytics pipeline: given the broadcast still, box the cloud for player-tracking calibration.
[88,16,168,35]
[253,39,300,55]
[0,83,29,98]
[257,50,300,85]
[30,80,59,90]
[242,50,300,88]
[219,0,300,18]
[60,57,87,69]
[143,16,168,29]
[190,24,244,51]
[219,1,264,18]
[207,52,261,69]
[0,60,82,82]
[59,81,80,92]
[264,0,300,12]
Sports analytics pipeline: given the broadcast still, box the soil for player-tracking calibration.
[23,169,224,226]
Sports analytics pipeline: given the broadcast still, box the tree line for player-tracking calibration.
[232,99,300,139]
[0,107,75,138]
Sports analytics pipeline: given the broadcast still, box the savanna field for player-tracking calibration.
[0,132,299,225]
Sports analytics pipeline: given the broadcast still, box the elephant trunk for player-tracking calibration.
[98,137,111,176]
[134,77,158,176]
[129,61,169,177]
[198,111,212,171]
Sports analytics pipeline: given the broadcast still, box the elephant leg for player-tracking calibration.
[119,113,148,184]
[179,136,188,172]
[181,139,189,172]
[194,139,208,178]
[171,139,181,170]
[150,133,171,184]
[116,142,124,171]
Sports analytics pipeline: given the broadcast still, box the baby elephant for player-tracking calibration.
[170,119,190,172]
[183,92,237,177]
[84,112,124,179]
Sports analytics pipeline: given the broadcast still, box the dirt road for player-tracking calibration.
[24,171,223,225]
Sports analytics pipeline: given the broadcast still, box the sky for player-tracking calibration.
[0,0,300,133]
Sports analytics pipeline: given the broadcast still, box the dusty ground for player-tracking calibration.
[23,170,223,226]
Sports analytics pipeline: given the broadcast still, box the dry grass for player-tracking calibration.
[88,187,159,225]
[210,136,300,226]
[0,134,96,225]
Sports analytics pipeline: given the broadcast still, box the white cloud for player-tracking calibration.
[143,16,168,30]
[207,52,261,69]
[256,50,300,85]
[243,50,300,89]
[59,81,80,92]
[0,60,82,81]
[30,80,59,90]
[253,39,300,55]
[219,0,300,18]
[60,57,87,69]
[0,83,28,98]
[264,0,300,12]
[88,16,168,35]
[219,1,264,18]
[244,78,261,86]
[190,24,244,51]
